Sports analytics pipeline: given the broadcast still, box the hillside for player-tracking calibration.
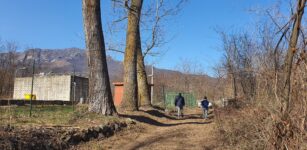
[14,48,216,82]
[14,48,123,81]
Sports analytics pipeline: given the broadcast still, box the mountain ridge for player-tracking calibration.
[9,48,215,82]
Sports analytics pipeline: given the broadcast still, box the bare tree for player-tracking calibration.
[280,0,306,115]
[109,0,187,108]
[220,32,239,99]
[0,40,18,98]
[219,31,258,101]
[82,0,117,115]
[137,0,187,107]
[274,0,306,149]
[121,0,143,111]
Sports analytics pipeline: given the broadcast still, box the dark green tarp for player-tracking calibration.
[164,92,197,108]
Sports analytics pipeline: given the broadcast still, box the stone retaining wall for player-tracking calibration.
[0,121,132,150]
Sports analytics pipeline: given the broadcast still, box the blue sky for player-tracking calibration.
[0,0,283,76]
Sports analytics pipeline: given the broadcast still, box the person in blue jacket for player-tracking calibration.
[174,93,185,118]
[201,96,210,119]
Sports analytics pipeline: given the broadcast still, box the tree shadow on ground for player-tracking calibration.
[141,109,212,120]
[119,113,212,127]
[141,110,176,120]
[151,105,165,111]
[167,112,215,120]
[127,130,186,150]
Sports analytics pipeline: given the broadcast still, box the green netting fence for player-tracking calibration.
[164,92,197,108]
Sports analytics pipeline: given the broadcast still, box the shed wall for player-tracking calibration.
[13,75,71,101]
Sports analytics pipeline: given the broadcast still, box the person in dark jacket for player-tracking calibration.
[201,96,209,119]
[174,93,185,118]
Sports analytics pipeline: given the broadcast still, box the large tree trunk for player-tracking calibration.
[121,0,143,111]
[136,29,151,107]
[82,0,117,115]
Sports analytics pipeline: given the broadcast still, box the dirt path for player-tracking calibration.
[72,108,217,150]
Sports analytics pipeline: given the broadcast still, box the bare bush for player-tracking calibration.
[215,0,307,148]
[0,40,18,98]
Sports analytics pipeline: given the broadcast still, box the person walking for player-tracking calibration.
[201,96,210,119]
[174,93,185,118]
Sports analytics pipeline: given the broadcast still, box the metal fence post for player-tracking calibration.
[30,60,35,117]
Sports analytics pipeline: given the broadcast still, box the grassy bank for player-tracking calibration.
[0,105,121,127]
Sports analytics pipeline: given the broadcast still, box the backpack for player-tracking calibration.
[201,99,209,109]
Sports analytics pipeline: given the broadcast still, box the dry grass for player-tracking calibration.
[0,104,122,128]
[214,106,273,150]
[215,104,307,150]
